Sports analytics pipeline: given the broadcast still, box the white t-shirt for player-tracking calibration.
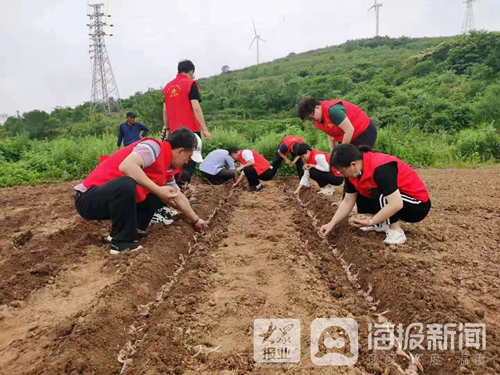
[241,149,254,163]
[299,153,330,186]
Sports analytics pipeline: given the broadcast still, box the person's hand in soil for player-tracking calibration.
[351,218,370,227]
[183,184,196,198]
[157,186,179,202]
[194,218,207,232]
[320,222,335,237]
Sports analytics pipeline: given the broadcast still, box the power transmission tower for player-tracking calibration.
[368,0,383,37]
[462,0,476,34]
[87,3,122,114]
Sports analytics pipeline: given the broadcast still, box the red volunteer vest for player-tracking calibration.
[82,138,181,203]
[314,100,370,143]
[238,150,270,175]
[348,152,429,202]
[279,135,304,155]
[307,149,342,177]
[163,73,201,132]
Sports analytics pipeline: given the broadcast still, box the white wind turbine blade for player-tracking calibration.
[248,36,257,49]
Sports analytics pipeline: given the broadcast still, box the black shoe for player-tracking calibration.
[255,184,264,192]
[110,241,143,255]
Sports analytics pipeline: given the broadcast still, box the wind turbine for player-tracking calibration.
[368,0,383,37]
[248,19,266,65]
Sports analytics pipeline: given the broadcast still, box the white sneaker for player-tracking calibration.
[318,185,335,196]
[150,212,174,226]
[360,223,389,232]
[384,229,407,245]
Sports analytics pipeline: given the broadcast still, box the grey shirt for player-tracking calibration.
[199,149,236,175]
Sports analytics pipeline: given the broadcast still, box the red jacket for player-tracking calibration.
[348,152,429,202]
[314,100,370,143]
[163,73,201,132]
[82,138,181,203]
[279,136,304,155]
[238,150,270,175]
[307,149,342,177]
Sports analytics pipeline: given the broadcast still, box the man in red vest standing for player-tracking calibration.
[297,98,377,151]
[161,60,210,185]
[74,128,207,254]
[230,148,274,192]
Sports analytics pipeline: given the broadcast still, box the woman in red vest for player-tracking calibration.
[293,143,343,195]
[230,149,273,192]
[297,98,377,151]
[74,128,207,254]
[271,135,304,178]
[320,144,431,245]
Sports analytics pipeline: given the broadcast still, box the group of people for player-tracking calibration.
[75,59,431,254]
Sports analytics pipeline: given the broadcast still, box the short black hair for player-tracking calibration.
[227,147,238,155]
[178,60,195,74]
[167,127,197,150]
[330,144,372,168]
[297,97,320,120]
[295,143,312,156]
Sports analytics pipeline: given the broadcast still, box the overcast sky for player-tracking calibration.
[1,0,498,118]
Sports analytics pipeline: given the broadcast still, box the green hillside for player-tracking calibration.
[1,32,499,186]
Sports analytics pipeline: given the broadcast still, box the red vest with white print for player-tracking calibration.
[163,73,201,132]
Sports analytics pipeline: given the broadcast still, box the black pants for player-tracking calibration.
[201,169,235,185]
[352,120,377,148]
[176,169,192,187]
[179,131,201,187]
[356,192,431,225]
[310,168,344,188]
[75,177,164,242]
[271,152,304,179]
[243,167,274,187]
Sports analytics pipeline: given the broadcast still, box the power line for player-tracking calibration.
[87,3,122,114]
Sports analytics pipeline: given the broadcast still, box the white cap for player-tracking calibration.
[191,134,203,163]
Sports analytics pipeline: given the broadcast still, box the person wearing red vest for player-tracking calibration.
[161,60,210,188]
[230,149,273,192]
[270,135,305,179]
[320,144,431,245]
[297,98,377,152]
[293,143,344,195]
[74,128,207,254]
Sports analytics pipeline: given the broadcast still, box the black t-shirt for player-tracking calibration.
[345,162,398,197]
[189,83,202,102]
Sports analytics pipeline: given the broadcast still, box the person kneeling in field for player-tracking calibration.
[199,147,237,185]
[74,128,207,254]
[293,143,344,196]
[230,148,273,192]
[270,135,304,178]
[320,144,431,245]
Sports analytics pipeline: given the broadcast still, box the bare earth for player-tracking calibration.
[0,166,498,374]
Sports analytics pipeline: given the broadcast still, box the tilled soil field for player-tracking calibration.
[0,167,499,374]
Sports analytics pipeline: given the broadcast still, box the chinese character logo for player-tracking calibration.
[254,319,300,363]
[167,85,181,98]
[311,318,358,366]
